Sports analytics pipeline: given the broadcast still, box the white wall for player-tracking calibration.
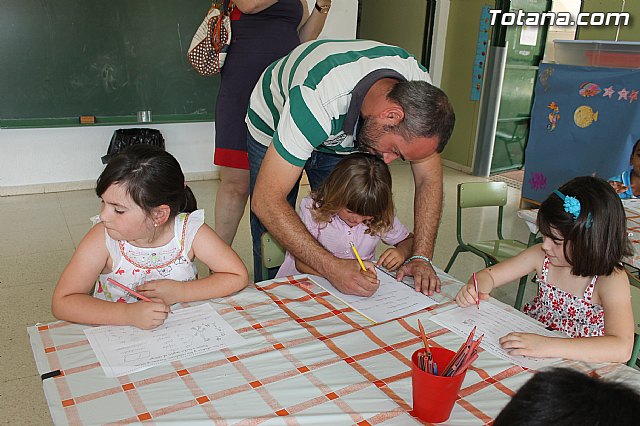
[0,0,358,196]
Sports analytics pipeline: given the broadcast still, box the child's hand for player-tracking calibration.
[499,332,554,358]
[608,180,628,194]
[328,259,380,296]
[455,280,490,307]
[125,301,170,329]
[377,248,405,271]
[360,261,379,286]
[138,279,186,305]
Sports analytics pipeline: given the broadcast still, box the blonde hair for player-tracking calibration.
[310,153,395,236]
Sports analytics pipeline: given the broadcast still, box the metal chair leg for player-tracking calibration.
[444,246,463,273]
[628,335,640,368]
[514,274,530,310]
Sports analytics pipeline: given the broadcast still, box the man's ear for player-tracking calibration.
[379,105,404,126]
[152,205,171,226]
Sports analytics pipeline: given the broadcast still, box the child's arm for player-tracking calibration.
[137,224,248,304]
[294,257,322,276]
[377,233,414,271]
[455,244,544,307]
[500,268,634,363]
[51,224,170,329]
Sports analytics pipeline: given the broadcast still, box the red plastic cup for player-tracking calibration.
[410,347,467,423]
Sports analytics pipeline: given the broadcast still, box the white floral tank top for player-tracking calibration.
[523,256,604,337]
[93,210,204,303]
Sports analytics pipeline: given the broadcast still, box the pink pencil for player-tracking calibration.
[453,352,479,376]
[473,272,480,310]
[107,278,153,302]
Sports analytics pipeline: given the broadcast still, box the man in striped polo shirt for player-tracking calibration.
[245,39,455,296]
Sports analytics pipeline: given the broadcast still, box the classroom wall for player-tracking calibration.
[0,0,358,196]
[439,0,489,171]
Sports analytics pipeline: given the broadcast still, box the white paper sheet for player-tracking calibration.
[84,303,244,377]
[310,267,438,323]
[430,302,562,370]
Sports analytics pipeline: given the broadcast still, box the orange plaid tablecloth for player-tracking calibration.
[28,272,640,425]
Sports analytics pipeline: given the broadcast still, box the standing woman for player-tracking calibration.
[213,0,332,245]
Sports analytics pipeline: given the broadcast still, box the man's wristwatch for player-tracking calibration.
[315,2,331,14]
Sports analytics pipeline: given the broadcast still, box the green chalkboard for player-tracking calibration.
[0,0,219,128]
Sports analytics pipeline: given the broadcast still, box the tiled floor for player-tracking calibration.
[0,162,536,425]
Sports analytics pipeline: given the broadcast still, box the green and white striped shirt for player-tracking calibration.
[246,39,431,167]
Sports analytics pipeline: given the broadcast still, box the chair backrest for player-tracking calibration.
[261,232,285,270]
[458,181,508,208]
[456,181,509,243]
[629,275,640,336]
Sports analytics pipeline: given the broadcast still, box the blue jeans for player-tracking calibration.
[248,135,344,282]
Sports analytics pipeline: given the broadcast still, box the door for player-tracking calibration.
[490,0,552,173]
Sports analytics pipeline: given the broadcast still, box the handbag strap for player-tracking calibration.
[212,0,232,15]
[222,0,233,15]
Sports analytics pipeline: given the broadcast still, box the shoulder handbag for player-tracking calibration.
[187,0,234,76]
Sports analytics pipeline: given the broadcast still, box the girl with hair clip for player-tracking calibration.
[275,153,414,286]
[52,145,248,329]
[456,176,634,363]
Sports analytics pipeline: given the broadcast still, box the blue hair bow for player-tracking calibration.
[553,190,592,228]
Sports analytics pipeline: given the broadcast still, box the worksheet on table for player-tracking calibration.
[310,267,437,323]
[430,302,563,370]
[84,303,244,377]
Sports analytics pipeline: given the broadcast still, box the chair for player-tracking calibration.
[444,182,530,309]
[625,268,640,368]
[495,117,529,166]
[261,232,286,279]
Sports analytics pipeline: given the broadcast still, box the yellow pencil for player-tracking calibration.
[349,241,367,271]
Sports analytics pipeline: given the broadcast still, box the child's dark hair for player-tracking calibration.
[310,153,394,236]
[96,145,197,217]
[494,367,640,426]
[537,176,631,276]
[630,138,640,161]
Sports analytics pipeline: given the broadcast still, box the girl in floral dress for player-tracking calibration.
[455,176,634,363]
[52,145,248,329]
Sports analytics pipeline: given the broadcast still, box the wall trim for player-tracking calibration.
[1,171,220,197]
[442,158,471,174]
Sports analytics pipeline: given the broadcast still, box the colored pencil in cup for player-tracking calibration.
[418,319,432,356]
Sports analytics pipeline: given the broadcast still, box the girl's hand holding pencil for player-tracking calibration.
[107,278,171,329]
[124,300,171,330]
[455,271,492,308]
[349,241,380,289]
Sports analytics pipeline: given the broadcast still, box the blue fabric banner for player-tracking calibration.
[523,63,640,203]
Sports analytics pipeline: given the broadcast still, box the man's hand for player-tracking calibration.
[326,259,379,296]
[396,258,441,295]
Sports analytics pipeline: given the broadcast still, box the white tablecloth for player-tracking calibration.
[28,271,640,425]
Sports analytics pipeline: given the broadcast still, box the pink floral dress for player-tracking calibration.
[523,257,604,337]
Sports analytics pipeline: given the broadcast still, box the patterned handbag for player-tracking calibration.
[187,0,233,76]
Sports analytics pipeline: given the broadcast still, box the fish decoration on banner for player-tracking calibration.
[574,105,598,128]
[547,102,560,131]
[579,82,601,97]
